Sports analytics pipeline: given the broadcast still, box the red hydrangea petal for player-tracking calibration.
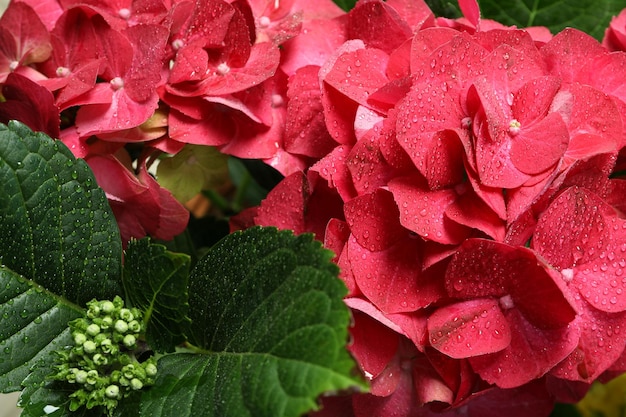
[533,186,615,269]
[349,309,401,379]
[346,0,413,54]
[138,162,189,241]
[511,76,561,125]
[541,28,608,84]
[255,171,345,240]
[280,17,347,76]
[311,145,357,202]
[389,175,470,244]
[428,298,511,359]
[344,189,407,252]
[0,2,52,65]
[573,223,626,313]
[347,131,401,196]
[0,73,60,139]
[444,187,505,241]
[469,309,580,388]
[552,304,626,382]
[347,235,428,314]
[323,46,390,108]
[563,84,622,162]
[75,88,160,136]
[384,0,435,30]
[284,65,337,158]
[510,115,568,176]
[169,45,208,84]
[444,238,512,298]
[458,0,480,28]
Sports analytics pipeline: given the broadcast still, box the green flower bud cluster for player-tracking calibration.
[51,296,157,415]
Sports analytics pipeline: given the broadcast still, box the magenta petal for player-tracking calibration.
[344,189,406,252]
[389,175,470,244]
[563,84,622,161]
[347,129,399,195]
[138,162,189,241]
[0,2,52,65]
[510,111,568,175]
[458,0,480,28]
[349,309,401,379]
[284,65,336,158]
[428,298,511,359]
[347,235,428,314]
[533,186,617,269]
[310,145,357,202]
[469,309,579,388]
[552,305,626,382]
[75,88,159,136]
[541,28,608,84]
[323,46,390,108]
[346,0,412,54]
[169,45,209,84]
[511,76,561,125]
[445,187,505,241]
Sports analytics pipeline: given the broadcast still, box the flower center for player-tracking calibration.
[216,62,230,75]
[271,94,284,108]
[561,268,575,283]
[110,77,124,90]
[171,39,184,51]
[499,294,515,310]
[508,119,521,136]
[259,16,271,28]
[118,8,131,19]
[56,66,71,77]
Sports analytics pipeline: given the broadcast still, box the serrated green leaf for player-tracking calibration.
[0,121,122,306]
[123,238,191,353]
[133,227,365,417]
[477,0,624,41]
[157,145,229,203]
[138,351,361,417]
[0,267,84,396]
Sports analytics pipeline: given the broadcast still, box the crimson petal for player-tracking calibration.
[428,298,511,359]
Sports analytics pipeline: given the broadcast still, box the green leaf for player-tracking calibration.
[0,121,122,305]
[135,227,366,417]
[0,266,84,396]
[123,239,192,353]
[426,0,462,18]
[157,145,229,203]
[477,0,624,41]
[332,0,357,12]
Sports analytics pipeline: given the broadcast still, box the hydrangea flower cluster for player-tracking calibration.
[230,1,626,416]
[51,296,157,414]
[0,0,345,245]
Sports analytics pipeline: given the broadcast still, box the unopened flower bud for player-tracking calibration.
[130,378,143,390]
[83,340,97,354]
[101,300,115,314]
[145,362,158,377]
[73,332,87,345]
[114,319,129,334]
[86,324,100,336]
[127,320,141,333]
[123,334,136,348]
[119,309,134,322]
[105,384,120,398]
